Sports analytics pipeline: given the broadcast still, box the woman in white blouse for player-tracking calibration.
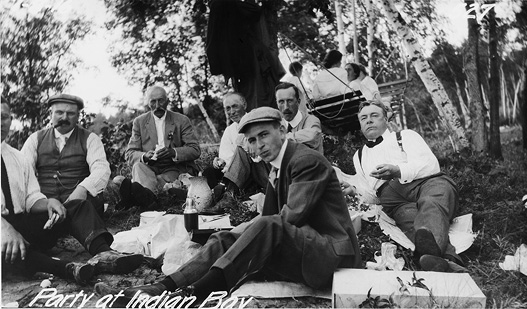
[312,50,350,100]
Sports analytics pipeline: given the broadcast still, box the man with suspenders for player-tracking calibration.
[346,100,465,272]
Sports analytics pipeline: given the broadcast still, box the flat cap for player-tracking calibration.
[47,94,84,110]
[238,107,282,133]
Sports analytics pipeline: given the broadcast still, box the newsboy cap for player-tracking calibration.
[47,94,84,110]
[238,107,282,133]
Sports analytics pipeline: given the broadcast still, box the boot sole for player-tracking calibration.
[414,229,442,256]
[77,264,95,284]
[419,254,449,272]
[112,254,144,274]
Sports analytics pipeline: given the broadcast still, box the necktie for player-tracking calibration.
[1,157,15,215]
[287,124,293,133]
[269,166,279,189]
[366,136,383,148]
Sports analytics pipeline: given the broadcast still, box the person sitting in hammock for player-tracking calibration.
[312,50,350,100]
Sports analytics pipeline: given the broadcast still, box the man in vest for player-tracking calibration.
[117,85,201,210]
[21,94,110,216]
[212,82,322,202]
[346,100,465,272]
[94,107,361,304]
[2,102,142,284]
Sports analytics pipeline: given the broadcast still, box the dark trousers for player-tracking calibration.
[380,174,459,258]
[3,199,112,275]
[223,147,271,190]
[170,215,328,292]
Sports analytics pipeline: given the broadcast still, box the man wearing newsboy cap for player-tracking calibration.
[21,94,110,216]
[94,106,361,303]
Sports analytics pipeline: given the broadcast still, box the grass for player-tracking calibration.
[101,126,527,308]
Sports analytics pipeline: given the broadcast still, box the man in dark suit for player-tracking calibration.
[117,85,201,209]
[95,107,361,302]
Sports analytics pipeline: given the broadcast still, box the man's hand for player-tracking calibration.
[213,157,226,170]
[340,181,356,196]
[143,150,156,162]
[1,219,29,263]
[155,147,176,160]
[46,198,67,227]
[66,186,88,203]
[370,164,401,180]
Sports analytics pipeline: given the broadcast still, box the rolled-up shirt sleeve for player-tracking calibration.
[79,133,111,196]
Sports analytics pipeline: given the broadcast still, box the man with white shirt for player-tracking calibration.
[3,102,143,284]
[21,94,110,216]
[119,86,200,209]
[346,100,463,272]
[212,83,322,202]
[203,92,246,189]
[94,107,361,304]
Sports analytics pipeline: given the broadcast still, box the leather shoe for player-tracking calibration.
[414,228,442,257]
[65,262,94,285]
[419,254,449,272]
[88,250,143,274]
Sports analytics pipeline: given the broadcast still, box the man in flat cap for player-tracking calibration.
[21,94,110,215]
[117,85,201,209]
[3,102,143,285]
[212,82,322,202]
[95,106,361,304]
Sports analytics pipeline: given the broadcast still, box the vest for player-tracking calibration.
[36,126,90,202]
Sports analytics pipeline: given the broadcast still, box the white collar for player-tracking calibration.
[367,128,390,142]
[288,111,303,129]
[270,139,288,170]
[54,128,74,139]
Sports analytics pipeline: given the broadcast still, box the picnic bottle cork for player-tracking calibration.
[184,197,199,232]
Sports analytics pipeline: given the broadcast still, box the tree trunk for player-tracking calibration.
[488,6,502,159]
[464,0,487,153]
[522,59,527,150]
[374,0,469,151]
[335,1,347,58]
[188,96,220,142]
[352,0,359,62]
[365,0,375,75]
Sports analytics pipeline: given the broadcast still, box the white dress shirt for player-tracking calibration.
[1,142,46,215]
[353,129,440,195]
[152,111,167,147]
[218,121,245,172]
[269,139,289,180]
[21,127,111,197]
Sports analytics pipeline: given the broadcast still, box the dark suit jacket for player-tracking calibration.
[262,141,361,288]
[125,110,201,173]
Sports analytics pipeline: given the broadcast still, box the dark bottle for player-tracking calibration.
[184,197,199,232]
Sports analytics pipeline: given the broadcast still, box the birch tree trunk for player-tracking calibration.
[488,6,502,159]
[464,0,487,153]
[365,0,375,75]
[335,1,347,58]
[522,59,527,150]
[188,95,220,142]
[374,0,469,151]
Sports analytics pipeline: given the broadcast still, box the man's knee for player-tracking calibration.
[250,215,283,232]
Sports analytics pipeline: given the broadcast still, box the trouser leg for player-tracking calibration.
[132,162,159,193]
[62,199,113,252]
[169,231,239,287]
[381,176,458,256]
[413,176,458,254]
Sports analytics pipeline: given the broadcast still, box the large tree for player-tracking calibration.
[465,0,487,153]
[1,6,91,134]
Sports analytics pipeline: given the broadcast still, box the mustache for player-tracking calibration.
[54,119,70,128]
